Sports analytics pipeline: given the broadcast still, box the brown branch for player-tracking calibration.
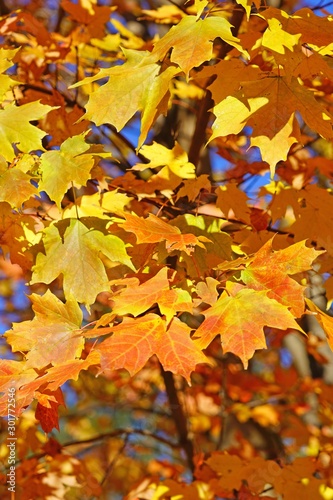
[10,428,179,470]
[63,428,177,449]
[188,4,245,172]
[160,365,195,472]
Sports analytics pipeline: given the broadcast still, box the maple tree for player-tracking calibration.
[1,0,333,498]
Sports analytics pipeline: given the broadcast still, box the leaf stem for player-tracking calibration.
[71,181,80,220]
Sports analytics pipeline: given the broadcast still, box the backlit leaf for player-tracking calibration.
[306,298,333,352]
[72,49,179,147]
[5,290,83,369]
[133,142,195,179]
[97,314,208,383]
[0,48,19,98]
[211,74,333,175]
[0,101,55,161]
[120,212,210,255]
[110,268,192,323]
[31,219,134,306]
[39,133,107,208]
[0,157,38,208]
[194,282,304,368]
[241,240,323,317]
[152,15,248,77]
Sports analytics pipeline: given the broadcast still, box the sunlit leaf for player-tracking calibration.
[194,282,304,368]
[97,314,208,383]
[31,219,134,306]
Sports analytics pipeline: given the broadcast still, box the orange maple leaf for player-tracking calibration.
[241,239,323,317]
[194,282,304,368]
[110,267,192,322]
[120,212,210,255]
[97,314,209,383]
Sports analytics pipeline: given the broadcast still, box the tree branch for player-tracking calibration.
[160,365,195,472]
[188,4,245,173]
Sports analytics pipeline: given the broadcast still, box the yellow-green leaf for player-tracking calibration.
[0,48,20,99]
[72,49,179,147]
[39,133,103,208]
[0,101,55,161]
[31,219,134,306]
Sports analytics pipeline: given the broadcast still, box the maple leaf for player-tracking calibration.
[260,182,300,223]
[63,190,132,219]
[97,314,208,383]
[5,290,84,369]
[39,351,101,392]
[205,453,281,494]
[72,49,179,147]
[0,101,56,161]
[152,15,248,77]
[272,456,325,499]
[235,0,260,20]
[0,202,37,271]
[31,218,134,306]
[167,214,232,277]
[196,59,261,105]
[133,142,195,179]
[110,268,192,323]
[193,0,209,18]
[241,239,323,317]
[61,0,112,37]
[35,388,65,433]
[261,7,333,47]
[175,175,211,202]
[289,185,333,255]
[305,298,333,352]
[196,277,219,306]
[210,73,333,174]
[0,156,38,209]
[194,282,304,368]
[120,212,210,255]
[0,360,38,396]
[1,11,53,46]
[5,351,101,419]
[216,182,251,224]
[261,17,301,54]
[39,133,108,208]
[141,5,184,24]
[0,48,19,98]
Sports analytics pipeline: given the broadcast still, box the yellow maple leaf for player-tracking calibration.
[31,219,134,306]
[0,101,55,161]
[152,15,248,77]
[39,132,109,208]
[72,49,179,148]
[133,141,195,179]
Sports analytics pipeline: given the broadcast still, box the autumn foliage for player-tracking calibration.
[1,0,333,498]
